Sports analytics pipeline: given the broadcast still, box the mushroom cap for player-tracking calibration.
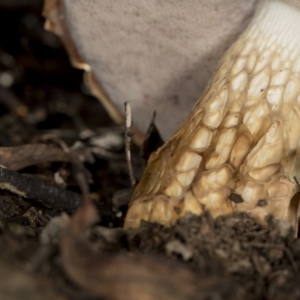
[43,0,257,143]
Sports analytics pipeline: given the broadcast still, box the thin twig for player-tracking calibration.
[0,165,80,212]
[0,144,68,170]
[124,101,136,187]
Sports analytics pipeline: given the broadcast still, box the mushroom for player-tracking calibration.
[124,0,300,232]
[43,0,257,143]
[43,0,300,232]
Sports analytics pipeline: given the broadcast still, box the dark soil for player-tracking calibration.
[0,1,300,300]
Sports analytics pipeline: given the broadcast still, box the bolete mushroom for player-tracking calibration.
[125,0,300,232]
[43,0,300,232]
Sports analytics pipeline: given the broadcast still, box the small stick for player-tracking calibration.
[0,165,80,212]
[124,101,136,187]
[0,144,68,171]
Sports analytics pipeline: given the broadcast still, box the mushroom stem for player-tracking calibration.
[124,0,300,233]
